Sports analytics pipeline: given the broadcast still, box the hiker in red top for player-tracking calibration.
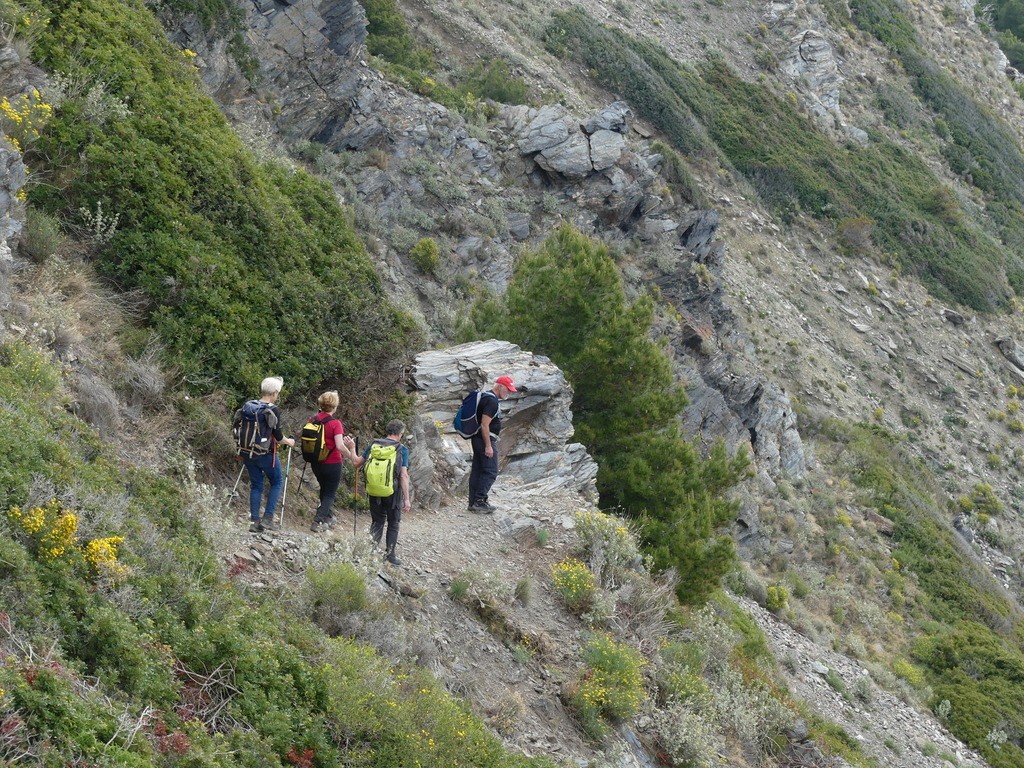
[308,390,347,533]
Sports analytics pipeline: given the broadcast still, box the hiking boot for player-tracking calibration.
[386,550,402,566]
[310,521,326,533]
[473,501,497,514]
[248,520,264,533]
[262,516,281,532]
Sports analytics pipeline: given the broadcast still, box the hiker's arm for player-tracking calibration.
[271,408,295,447]
[399,466,411,511]
[480,413,494,457]
[341,435,364,466]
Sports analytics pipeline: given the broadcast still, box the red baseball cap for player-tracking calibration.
[495,375,517,392]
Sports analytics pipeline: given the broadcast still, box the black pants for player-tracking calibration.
[311,461,342,523]
[369,494,401,552]
[468,433,498,505]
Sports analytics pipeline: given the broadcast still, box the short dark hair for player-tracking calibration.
[386,419,405,436]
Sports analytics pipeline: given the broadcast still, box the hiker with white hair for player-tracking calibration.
[232,376,295,532]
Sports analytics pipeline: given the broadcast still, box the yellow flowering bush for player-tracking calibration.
[7,500,129,579]
[569,634,646,740]
[6,499,78,561]
[0,88,54,152]
[551,559,597,614]
[83,536,130,580]
[0,339,61,394]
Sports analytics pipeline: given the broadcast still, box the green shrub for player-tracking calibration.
[765,584,789,612]
[957,483,1004,517]
[26,0,417,398]
[20,206,63,262]
[308,562,368,627]
[568,634,646,740]
[409,236,441,274]
[457,59,529,105]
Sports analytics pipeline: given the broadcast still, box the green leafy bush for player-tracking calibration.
[23,0,416,398]
[307,562,368,632]
[409,236,441,274]
[20,206,62,263]
[568,634,646,740]
[765,584,789,612]
[456,59,529,105]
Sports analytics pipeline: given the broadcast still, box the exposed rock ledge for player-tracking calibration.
[407,340,599,510]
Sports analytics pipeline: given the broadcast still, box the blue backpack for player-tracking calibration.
[453,390,496,439]
[233,400,277,456]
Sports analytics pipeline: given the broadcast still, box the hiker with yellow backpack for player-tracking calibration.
[301,391,348,533]
[342,420,410,566]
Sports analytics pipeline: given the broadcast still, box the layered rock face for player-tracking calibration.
[655,220,808,483]
[408,340,598,510]
[170,0,367,140]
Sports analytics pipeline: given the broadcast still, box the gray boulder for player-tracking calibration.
[582,101,632,135]
[409,340,598,508]
[589,129,626,171]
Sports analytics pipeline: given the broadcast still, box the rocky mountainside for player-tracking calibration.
[165,0,1024,763]
[4,0,1024,764]
[176,0,1024,565]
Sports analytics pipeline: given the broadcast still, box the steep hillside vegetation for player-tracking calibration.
[7,0,1024,763]
[20,0,416,398]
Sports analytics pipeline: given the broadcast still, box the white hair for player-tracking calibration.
[260,376,284,396]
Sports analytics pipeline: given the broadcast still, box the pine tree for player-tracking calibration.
[501,226,748,603]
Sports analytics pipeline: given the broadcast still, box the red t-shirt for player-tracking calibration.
[314,412,345,464]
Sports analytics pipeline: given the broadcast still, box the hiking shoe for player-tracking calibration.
[386,552,402,566]
[474,501,497,514]
[310,521,326,533]
[262,516,281,532]
[248,520,264,533]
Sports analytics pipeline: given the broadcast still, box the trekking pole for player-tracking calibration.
[353,435,359,537]
[229,464,245,501]
[280,444,293,526]
[297,462,307,494]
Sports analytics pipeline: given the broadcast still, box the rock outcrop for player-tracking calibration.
[408,340,598,510]
[503,101,672,233]
[656,219,808,482]
[169,0,367,141]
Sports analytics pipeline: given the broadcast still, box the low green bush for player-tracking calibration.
[568,633,646,740]
[409,236,441,274]
[308,562,368,632]
[765,584,789,612]
[456,59,530,105]
[20,0,417,399]
[20,206,62,263]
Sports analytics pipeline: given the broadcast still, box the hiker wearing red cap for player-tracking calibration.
[468,375,517,513]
